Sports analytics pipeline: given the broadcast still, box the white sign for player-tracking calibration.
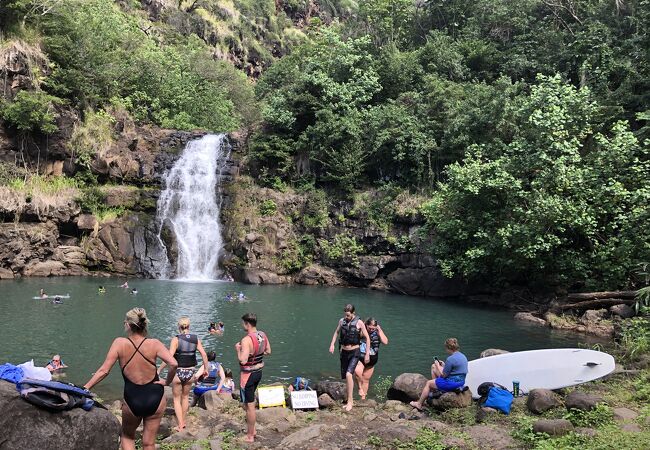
[290,391,319,410]
[258,385,286,408]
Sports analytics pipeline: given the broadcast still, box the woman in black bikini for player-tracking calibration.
[84,308,178,450]
[159,316,209,431]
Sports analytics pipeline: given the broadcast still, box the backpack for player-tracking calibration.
[483,386,514,415]
[16,378,97,412]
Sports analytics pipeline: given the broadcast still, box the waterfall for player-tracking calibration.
[155,134,230,280]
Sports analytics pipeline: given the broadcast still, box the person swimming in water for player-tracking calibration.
[39,289,47,299]
[131,288,138,295]
[120,280,129,289]
[52,295,63,304]
[209,322,225,336]
[46,355,68,372]
[225,293,233,302]
[238,292,246,301]
[98,286,106,294]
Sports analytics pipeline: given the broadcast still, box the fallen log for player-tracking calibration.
[552,298,636,312]
[566,291,637,301]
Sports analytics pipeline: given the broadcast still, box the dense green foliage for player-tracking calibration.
[1,1,649,290]
[1,0,257,131]
[251,0,650,289]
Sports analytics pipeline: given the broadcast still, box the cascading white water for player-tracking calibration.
[156,134,230,280]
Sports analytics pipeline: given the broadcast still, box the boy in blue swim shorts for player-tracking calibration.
[410,337,468,411]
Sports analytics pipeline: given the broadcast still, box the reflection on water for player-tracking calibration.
[0,277,600,400]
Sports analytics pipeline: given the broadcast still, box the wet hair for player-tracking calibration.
[125,307,149,335]
[218,321,224,327]
[242,313,257,327]
[207,351,216,361]
[178,317,190,331]
[365,317,377,327]
[224,368,233,379]
[445,337,460,351]
[344,304,355,313]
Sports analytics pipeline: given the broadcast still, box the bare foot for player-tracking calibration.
[343,402,353,412]
[243,435,255,443]
[360,394,367,400]
[409,401,423,412]
[174,424,186,432]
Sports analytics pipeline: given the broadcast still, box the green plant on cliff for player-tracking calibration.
[0,89,63,135]
[76,186,124,222]
[68,109,114,171]
[319,233,363,266]
[258,199,277,216]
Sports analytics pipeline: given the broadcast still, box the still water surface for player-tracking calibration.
[0,277,595,400]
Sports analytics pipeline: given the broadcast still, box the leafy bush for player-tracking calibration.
[76,186,124,222]
[319,233,364,266]
[68,109,114,170]
[0,90,63,134]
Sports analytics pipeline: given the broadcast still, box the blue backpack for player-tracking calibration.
[483,386,514,415]
[16,378,97,412]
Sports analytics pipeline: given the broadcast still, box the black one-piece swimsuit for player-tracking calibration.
[121,338,164,417]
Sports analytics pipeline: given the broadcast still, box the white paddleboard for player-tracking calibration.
[33,294,71,300]
[465,348,615,399]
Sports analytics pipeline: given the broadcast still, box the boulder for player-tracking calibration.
[533,419,574,436]
[256,406,291,424]
[579,309,608,325]
[314,381,347,402]
[239,268,284,285]
[565,391,603,411]
[464,425,517,449]
[480,348,510,358]
[318,393,336,408]
[198,390,225,411]
[610,304,635,319]
[295,264,343,286]
[427,388,473,410]
[0,379,120,449]
[613,407,638,421]
[620,423,642,433]
[526,389,562,414]
[280,424,324,447]
[0,267,14,279]
[22,260,67,277]
[575,427,598,437]
[387,373,428,402]
[76,214,98,231]
[513,312,547,326]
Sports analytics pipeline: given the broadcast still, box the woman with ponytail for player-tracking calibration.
[84,308,178,450]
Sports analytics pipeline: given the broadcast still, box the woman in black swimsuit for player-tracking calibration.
[84,308,178,450]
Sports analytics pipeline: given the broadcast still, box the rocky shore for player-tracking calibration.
[4,353,647,450]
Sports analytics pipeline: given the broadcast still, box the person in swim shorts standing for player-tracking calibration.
[235,312,271,443]
[329,304,371,411]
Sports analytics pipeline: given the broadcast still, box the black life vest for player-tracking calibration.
[175,334,198,368]
[240,331,268,372]
[339,316,361,346]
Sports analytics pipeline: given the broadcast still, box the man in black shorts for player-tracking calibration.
[329,304,371,411]
[235,312,271,443]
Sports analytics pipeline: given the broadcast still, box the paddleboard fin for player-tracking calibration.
[584,362,600,367]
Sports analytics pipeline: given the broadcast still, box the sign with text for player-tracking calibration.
[258,385,286,409]
[290,390,319,410]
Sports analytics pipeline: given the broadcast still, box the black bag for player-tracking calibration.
[477,382,508,398]
[16,379,96,412]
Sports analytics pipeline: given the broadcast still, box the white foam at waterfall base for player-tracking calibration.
[156,134,229,280]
